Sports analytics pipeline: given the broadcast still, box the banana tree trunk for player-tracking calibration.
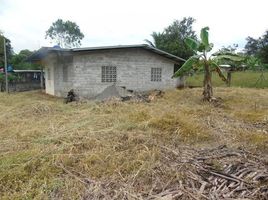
[227,71,231,87]
[203,64,213,101]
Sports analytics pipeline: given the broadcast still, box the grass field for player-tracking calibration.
[0,88,268,199]
[186,71,268,88]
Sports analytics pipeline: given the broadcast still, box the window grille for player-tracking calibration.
[101,66,117,82]
[151,68,162,82]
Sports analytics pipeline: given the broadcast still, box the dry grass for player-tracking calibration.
[0,88,268,199]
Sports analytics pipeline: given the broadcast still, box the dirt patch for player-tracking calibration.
[94,85,164,102]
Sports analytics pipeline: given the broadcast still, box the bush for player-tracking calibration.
[0,73,4,82]
[7,74,18,82]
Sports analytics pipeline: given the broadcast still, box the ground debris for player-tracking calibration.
[94,85,164,103]
[77,145,268,199]
[159,145,268,200]
[64,89,78,104]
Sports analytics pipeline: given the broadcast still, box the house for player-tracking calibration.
[28,44,185,98]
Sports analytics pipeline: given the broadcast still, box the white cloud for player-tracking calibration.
[0,0,267,53]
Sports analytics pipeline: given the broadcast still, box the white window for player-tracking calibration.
[151,68,162,82]
[63,66,68,82]
[101,66,117,82]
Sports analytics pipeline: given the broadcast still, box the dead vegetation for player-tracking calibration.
[0,88,268,199]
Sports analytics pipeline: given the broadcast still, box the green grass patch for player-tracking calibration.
[186,71,268,88]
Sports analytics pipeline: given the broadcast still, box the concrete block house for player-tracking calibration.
[28,45,185,98]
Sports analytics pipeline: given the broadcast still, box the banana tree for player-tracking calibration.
[212,51,246,86]
[173,27,229,101]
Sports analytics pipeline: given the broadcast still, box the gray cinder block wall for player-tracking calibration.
[45,48,180,98]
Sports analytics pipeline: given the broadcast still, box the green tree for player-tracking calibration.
[45,19,84,48]
[245,31,268,64]
[173,27,240,101]
[0,31,13,67]
[145,17,197,59]
[10,49,40,70]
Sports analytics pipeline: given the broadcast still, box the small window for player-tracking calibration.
[101,66,117,82]
[47,68,51,80]
[63,66,68,82]
[151,68,162,82]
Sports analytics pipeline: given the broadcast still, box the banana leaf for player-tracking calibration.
[172,55,200,78]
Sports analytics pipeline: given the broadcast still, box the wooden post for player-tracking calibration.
[3,37,8,93]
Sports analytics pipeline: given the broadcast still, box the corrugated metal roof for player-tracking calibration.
[27,44,185,63]
[73,44,185,62]
[26,47,71,61]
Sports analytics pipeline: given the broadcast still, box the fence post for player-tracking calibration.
[3,37,9,93]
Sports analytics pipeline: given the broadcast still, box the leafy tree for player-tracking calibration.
[245,56,262,70]
[173,27,240,101]
[145,17,197,59]
[0,31,13,67]
[218,44,239,54]
[245,37,259,55]
[10,49,39,70]
[245,31,268,64]
[45,19,84,48]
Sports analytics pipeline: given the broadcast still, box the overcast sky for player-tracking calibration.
[0,0,267,53]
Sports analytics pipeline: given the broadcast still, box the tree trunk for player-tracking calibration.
[227,71,231,87]
[203,64,213,101]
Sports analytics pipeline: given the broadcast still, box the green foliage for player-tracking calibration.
[173,27,243,80]
[0,32,13,66]
[200,27,209,49]
[172,27,246,100]
[0,73,19,85]
[7,73,18,82]
[245,31,268,64]
[173,27,226,80]
[214,54,245,62]
[245,56,268,70]
[10,49,40,70]
[185,38,200,51]
[213,45,246,73]
[45,19,84,48]
[172,55,200,77]
[0,73,4,82]
[146,17,197,59]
